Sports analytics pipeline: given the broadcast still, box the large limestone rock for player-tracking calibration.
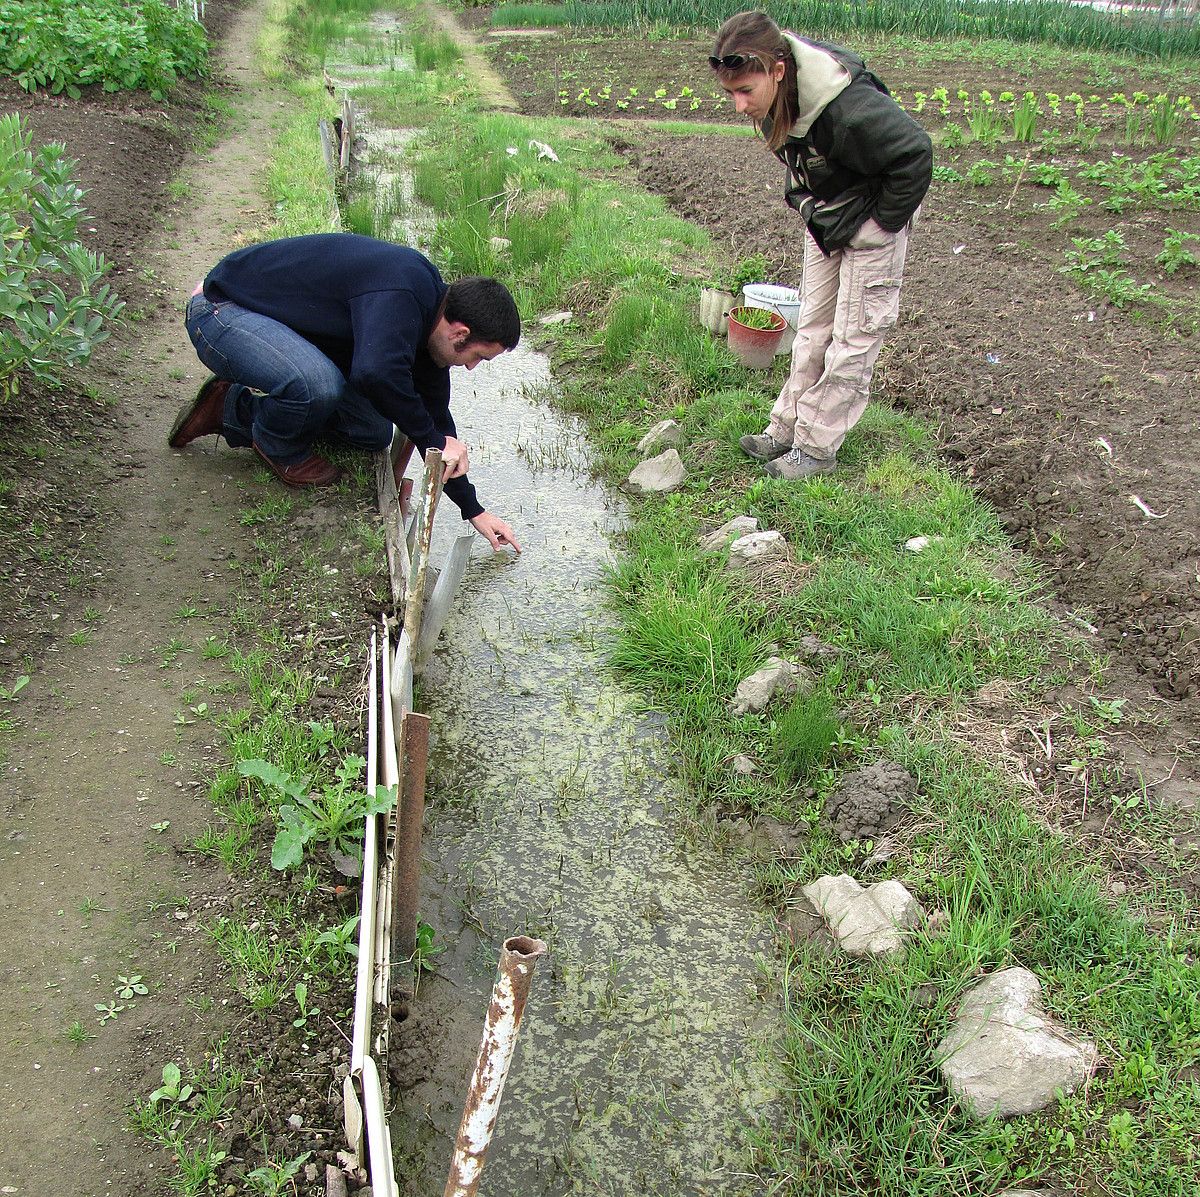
[801,874,924,957]
[699,515,759,553]
[637,419,683,456]
[730,656,813,715]
[727,530,787,570]
[937,967,1098,1118]
[627,448,686,494]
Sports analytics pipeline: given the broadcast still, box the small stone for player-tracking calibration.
[627,448,686,494]
[730,657,814,715]
[488,236,511,255]
[801,874,922,957]
[732,754,757,775]
[637,419,683,456]
[727,530,787,570]
[699,514,759,552]
[539,310,573,325]
[287,1112,304,1129]
[1109,880,1127,897]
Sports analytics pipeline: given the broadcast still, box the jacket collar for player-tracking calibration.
[782,31,853,137]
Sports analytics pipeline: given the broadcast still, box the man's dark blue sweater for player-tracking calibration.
[203,232,482,517]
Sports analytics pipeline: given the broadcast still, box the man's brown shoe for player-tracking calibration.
[169,376,230,447]
[253,444,342,487]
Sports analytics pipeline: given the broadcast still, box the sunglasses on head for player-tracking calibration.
[709,53,755,70]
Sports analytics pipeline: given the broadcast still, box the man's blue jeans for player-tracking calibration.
[184,293,393,465]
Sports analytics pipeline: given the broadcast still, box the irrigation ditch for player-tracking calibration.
[318,25,779,1193]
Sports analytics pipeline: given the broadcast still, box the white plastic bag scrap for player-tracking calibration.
[528,139,560,162]
[506,146,519,156]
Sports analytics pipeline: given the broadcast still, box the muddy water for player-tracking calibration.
[394,351,776,1196]
[322,31,777,1197]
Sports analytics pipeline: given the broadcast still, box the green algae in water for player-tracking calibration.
[390,351,779,1196]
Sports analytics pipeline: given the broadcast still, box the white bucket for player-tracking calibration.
[742,283,800,355]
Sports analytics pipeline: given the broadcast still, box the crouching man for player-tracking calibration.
[172,232,521,552]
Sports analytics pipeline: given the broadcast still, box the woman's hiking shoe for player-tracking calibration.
[253,443,341,487]
[763,449,837,479]
[739,431,791,461]
[168,376,230,447]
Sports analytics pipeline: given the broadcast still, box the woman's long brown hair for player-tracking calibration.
[711,10,797,152]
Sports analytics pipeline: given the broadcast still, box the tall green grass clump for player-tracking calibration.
[774,687,841,785]
[412,29,462,71]
[281,0,382,67]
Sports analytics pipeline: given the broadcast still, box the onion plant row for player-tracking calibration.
[494,0,1200,59]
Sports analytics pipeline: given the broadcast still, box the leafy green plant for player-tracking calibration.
[1047,179,1092,227]
[245,1150,313,1197]
[149,1061,194,1106]
[1,114,125,402]
[94,1001,124,1024]
[291,981,319,1031]
[1061,231,1155,308]
[0,0,208,99]
[964,159,997,186]
[730,252,769,294]
[237,755,395,872]
[1157,228,1199,275]
[0,674,28,701]
[412,920,445,981]
[314,914,361,971]
[115,974,149,1000]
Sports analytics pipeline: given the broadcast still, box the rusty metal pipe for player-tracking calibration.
[390,709,430,982]
[443,936,548,1197]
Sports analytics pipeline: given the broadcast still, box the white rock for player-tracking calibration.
[732,754,757,775]
[904,535,943,553]
[627,448,686,494]
[727,530,786,570]
[699,515,759,553]
[937,967,1098,1118]
[868,879,924,930]
[488,236,512,255]
[637,419,683,456]
[539,311,573,325]
[730,656,812,715]
[801,873,923,957]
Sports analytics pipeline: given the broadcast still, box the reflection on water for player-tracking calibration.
[392,348,776,1196]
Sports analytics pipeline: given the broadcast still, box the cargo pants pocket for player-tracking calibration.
[861,277,901,335]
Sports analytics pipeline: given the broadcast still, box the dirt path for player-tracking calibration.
[0,4,296,1190]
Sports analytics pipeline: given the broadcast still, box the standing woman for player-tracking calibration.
[711,11,932,478]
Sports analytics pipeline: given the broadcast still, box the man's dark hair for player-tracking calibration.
[444,277,521,349]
